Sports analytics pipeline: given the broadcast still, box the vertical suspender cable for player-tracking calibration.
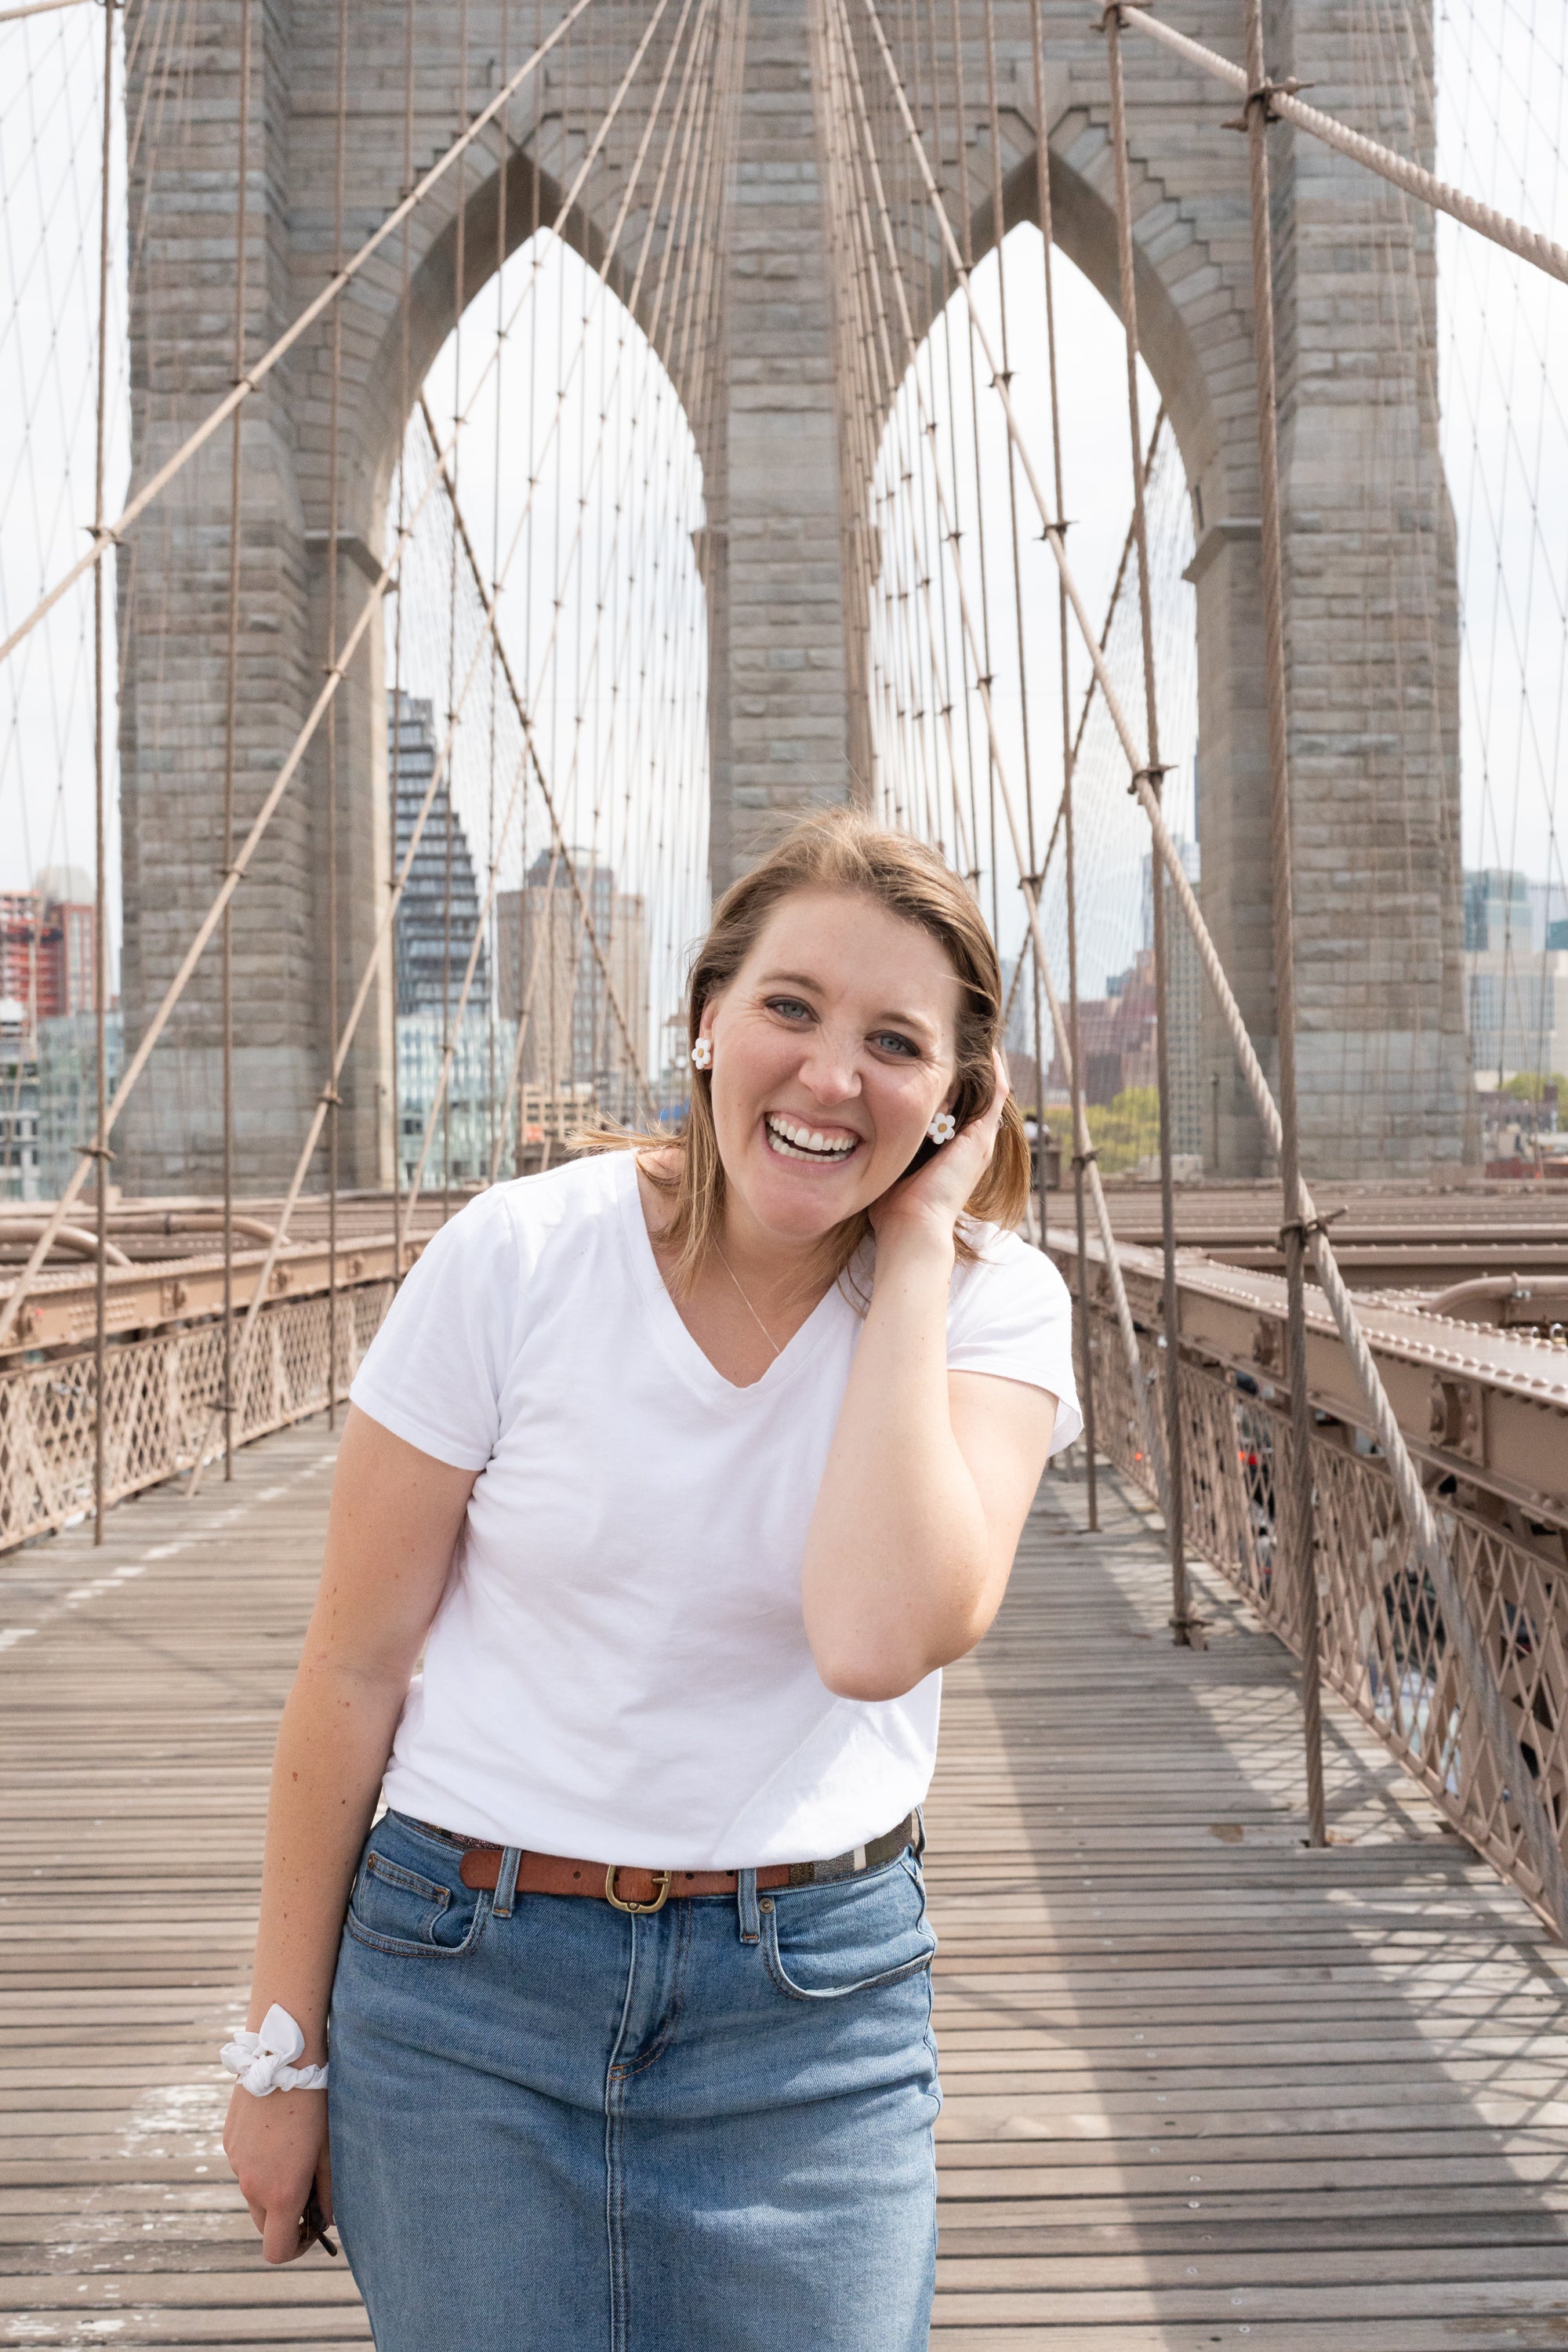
[1029,0,1097,1527]
[443,0,471,1225]
[980,0,1044,1244]
[390,0,416,1274]
[1103,1,1190,1640]
[91,0,116,1543]
[517,0,544,1180]
[220,0,252,1479]
[946,0,1000,935]
[323,0,349,1425]
[1242,0,1327,1845]
[487,0,511,1177]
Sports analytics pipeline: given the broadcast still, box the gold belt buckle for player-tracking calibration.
[604,1864,673,1915]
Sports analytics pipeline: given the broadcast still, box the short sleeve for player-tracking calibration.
[945,1228,1083,1457]
[348,1189,523,1470]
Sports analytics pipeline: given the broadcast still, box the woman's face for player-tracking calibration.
[702,888,964,1246]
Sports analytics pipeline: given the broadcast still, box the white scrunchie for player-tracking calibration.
[221,2003,329,2096]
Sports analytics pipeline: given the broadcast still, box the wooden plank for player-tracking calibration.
[4,1424,1568,2344]
[0,1425,358,2347]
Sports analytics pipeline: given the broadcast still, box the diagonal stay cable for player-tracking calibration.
[0,445,452,1352]
[1122,2,1568,289]
[0,0,601,673]
[208,0,703,1431]
[405,373,677,1213]
[0,0,89,21]
[209,0,690,1336]
[1032,409,1165,956]
[858,0,1568,1937]
[487,2,736,1171]
[409,0,720,1158]
[0,0,674,1352]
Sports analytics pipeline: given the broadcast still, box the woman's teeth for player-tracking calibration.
[764,1115,858,1163]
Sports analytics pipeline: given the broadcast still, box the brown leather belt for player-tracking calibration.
[449,1812,920,1915]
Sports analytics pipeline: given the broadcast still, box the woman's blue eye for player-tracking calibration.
[767,997,812,1022]
[873,1032,920,1058]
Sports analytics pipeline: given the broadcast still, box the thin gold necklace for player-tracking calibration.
[711,1240,782,1359]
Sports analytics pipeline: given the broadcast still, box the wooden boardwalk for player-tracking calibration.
[3,1422,1566,2348]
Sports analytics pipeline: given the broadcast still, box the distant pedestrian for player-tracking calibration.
[222,810,1079,2350]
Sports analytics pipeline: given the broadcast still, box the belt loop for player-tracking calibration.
[736,1867,760,1945]
[492,1846,523,1919]
[913,1808,927,1861]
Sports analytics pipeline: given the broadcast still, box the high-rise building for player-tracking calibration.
[1142,840,1203,1160]
[1463,869,1568,1084]
[388,691,488,1019]
[496,848,650,1124]
[1465,868,1533,956]
[0,870,99,1043]
[0,1021,39,1200]
[36,1011,124,1197]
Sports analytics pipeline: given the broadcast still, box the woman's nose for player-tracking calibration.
[796,1030,862,1102]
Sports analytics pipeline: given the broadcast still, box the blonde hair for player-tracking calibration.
[596,810,1031,1294]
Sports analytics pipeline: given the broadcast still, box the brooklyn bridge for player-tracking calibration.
[3,0,1568,2339]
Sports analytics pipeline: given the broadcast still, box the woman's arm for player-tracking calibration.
[800,1066,1057,1701]
[223,1405,477,2263]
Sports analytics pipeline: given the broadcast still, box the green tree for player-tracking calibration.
[1086,1085,1161,1175]
[1501,1071,1568,1106]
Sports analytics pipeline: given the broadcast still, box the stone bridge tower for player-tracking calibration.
[117,0,1465,1189]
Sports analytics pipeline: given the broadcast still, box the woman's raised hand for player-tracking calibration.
[870,1049,1011,1257]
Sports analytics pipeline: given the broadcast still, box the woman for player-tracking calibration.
[223,811,1080,2350]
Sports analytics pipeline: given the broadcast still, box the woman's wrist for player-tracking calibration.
[223,2004,329,2095]
[872,1217,957,1279]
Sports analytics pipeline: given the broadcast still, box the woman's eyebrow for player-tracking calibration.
[756,969,825,993]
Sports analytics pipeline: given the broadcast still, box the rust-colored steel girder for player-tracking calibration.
[1050,1227,1568,1530]
[0,1237,413,1358]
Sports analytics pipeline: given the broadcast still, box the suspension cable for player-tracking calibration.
[1122,2,1568,289]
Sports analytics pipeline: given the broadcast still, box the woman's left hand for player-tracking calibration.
[869,1050,1011,1257]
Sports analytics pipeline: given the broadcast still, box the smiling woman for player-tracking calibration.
[220,811,1080,2352]
[630,811,1033,1302]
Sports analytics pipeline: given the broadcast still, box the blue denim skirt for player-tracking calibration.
[328,1811,941,2351]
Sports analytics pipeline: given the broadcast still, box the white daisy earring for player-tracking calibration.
[927,1111,957,1145]
[691,1036,713,1071]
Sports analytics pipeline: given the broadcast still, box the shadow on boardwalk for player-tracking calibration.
[1,1425,1566,2347]
[927,1468,1568,2347]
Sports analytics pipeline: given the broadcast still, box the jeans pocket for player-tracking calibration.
[761,1854,937,2002]
[345,1842,489,1958]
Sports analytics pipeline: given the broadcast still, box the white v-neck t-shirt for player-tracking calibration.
[349,1149,1080,1868]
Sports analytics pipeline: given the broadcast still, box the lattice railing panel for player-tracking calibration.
[1085,1306,1568,1926]
[0,1283,394,1552]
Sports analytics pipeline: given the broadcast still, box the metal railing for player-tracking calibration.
[0,1279,392,1551]
[1084,1307,1568,1929]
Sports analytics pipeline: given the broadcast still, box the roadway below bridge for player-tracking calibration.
[2,1421,1566,2345]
